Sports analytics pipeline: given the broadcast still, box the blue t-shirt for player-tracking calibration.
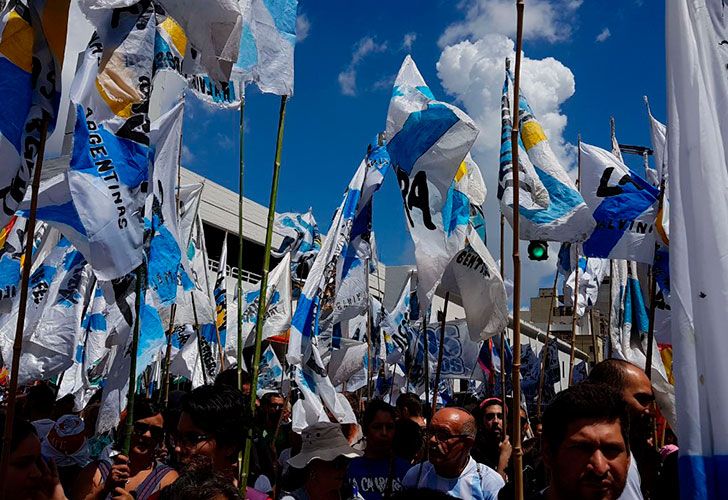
[347,456,410,500]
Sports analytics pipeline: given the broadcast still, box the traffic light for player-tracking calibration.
[528,240,549,261]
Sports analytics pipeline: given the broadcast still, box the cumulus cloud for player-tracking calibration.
[437,33,577,305]
[438,0,581,48]
[296,13,311,42]
[338,37,388,96]
[595,28,611,43]
[402,32,417,51]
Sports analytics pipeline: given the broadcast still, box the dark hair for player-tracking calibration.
[0,414,37,455]
[395,393,423,418]
[181,385,248,452]
[133,396,161,422]
[25,383,55,417]
[362,399,396,432]
[542,383,630,455]
[393,418,424,463]
[261,392,283,406]
[214,367,250,389]
[160,455,242,500]
[587,359,635,390]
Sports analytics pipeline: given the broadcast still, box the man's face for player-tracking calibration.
[481,404,504,440]
[545,418,629,500]
[263,396,285,425]
[621,368,655,417]
[175,411,233,475]
[428,413,472,471]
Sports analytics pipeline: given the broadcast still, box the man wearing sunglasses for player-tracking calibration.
[402,408,504,499]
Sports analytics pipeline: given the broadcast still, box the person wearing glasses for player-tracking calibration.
[402,408,504,500]
[346,400,410,500]
[73,397,178,500]
[281,421,363,500]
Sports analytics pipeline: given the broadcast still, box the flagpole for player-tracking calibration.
[122,264,145,456]
[0,117,49,484]
[162,304,177,407]
[510,2,526,498]
[241,94,289,493]
[237,91,246,393]
[568,136,583,386]
[431,292,449,418]
[589,308,599,367]
[645,180,665,380]
[421,314,430,414]
[536,269,558,418]
[499,213,507,400]
[190,292,209,386]
[366,257,373,402]
[608,261,614,358]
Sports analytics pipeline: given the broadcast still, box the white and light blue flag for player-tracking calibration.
[233,0,297,95]
[272,209,321,278]
[564,254,610,318]
[579,142,660,264]
[386,55,478,312]
[0,0,70,228]
[498,67,594,242]
[667,0,728,494]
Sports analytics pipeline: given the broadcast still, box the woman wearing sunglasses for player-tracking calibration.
[281,422,364,500]
[73,397,178,500]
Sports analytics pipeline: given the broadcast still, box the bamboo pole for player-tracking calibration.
[0,117,49,484]
[590,308,599,367]
[237,93,246,393]
[241,94,289,493]
[422,314,430,414]
[568,137,583,386]
[536,270,558,418]
[366,257,373,402]
[510,2,526,497]
[162,304,177,407]
[431,292,450,418]
[122,264,146,456]
[499,213,507,399]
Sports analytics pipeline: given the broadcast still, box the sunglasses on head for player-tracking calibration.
[133,422,164,441]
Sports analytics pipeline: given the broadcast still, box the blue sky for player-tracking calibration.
[180,0,667,307]
[35,0,667,308]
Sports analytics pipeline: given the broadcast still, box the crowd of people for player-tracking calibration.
[1,359,679,500]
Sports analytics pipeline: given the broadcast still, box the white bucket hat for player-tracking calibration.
[287,422,362,469]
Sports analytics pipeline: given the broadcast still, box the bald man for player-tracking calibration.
[589,359,659,500]
[402,408,504,499]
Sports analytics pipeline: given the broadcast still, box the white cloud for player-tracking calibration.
[595,27,611,43]
[438,0,582,48]
[296,13,311,42]
[402,32,417,51]
[337,37,388,96]
[437,33,577,306]
[372,74,396,91]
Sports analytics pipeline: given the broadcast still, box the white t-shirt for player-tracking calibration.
[619,452,644,500]
[402,457,505,500]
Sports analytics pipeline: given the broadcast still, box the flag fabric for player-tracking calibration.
[497,68,594,242]
[564,255,610,318]
[645,99,670,246]
[579,143,660,264]
[55,4,156,281]
[288,146,391,428]
[424,319,485,381]
[225,252,291,358]
[214,234,228,349]
[520,344,541,398]
[386,55,478,312]
[234,0,298,96]
[572,360,588,385]
[0,216,27,312]
[57,283,110,412]
[271,209,321,278]
[169,324,208,388]
[438,225,508,341]
[0,236,93,384]
[477,338,495,383]
[0,0,71,228]
[608,260,676,433]
[539,339,561,387]
[382,272,415,363]
[491,332,513,376]
[328,338,369,391]
[146,101,194,306]
[173,212,215,327]
[257,345,285,394]
[667,1,728,495]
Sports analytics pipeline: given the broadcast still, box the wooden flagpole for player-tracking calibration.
[237,92,246,393]
[241,94,289,493]
[422,314,430,414]
[161,304,176,407]
[499,212,506,400]
[431,292,450,418]
[590,308,599,366]
[510,1,526,497]
[568,136,583,386]
[0,117,49,484]
[536,270,558,417]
